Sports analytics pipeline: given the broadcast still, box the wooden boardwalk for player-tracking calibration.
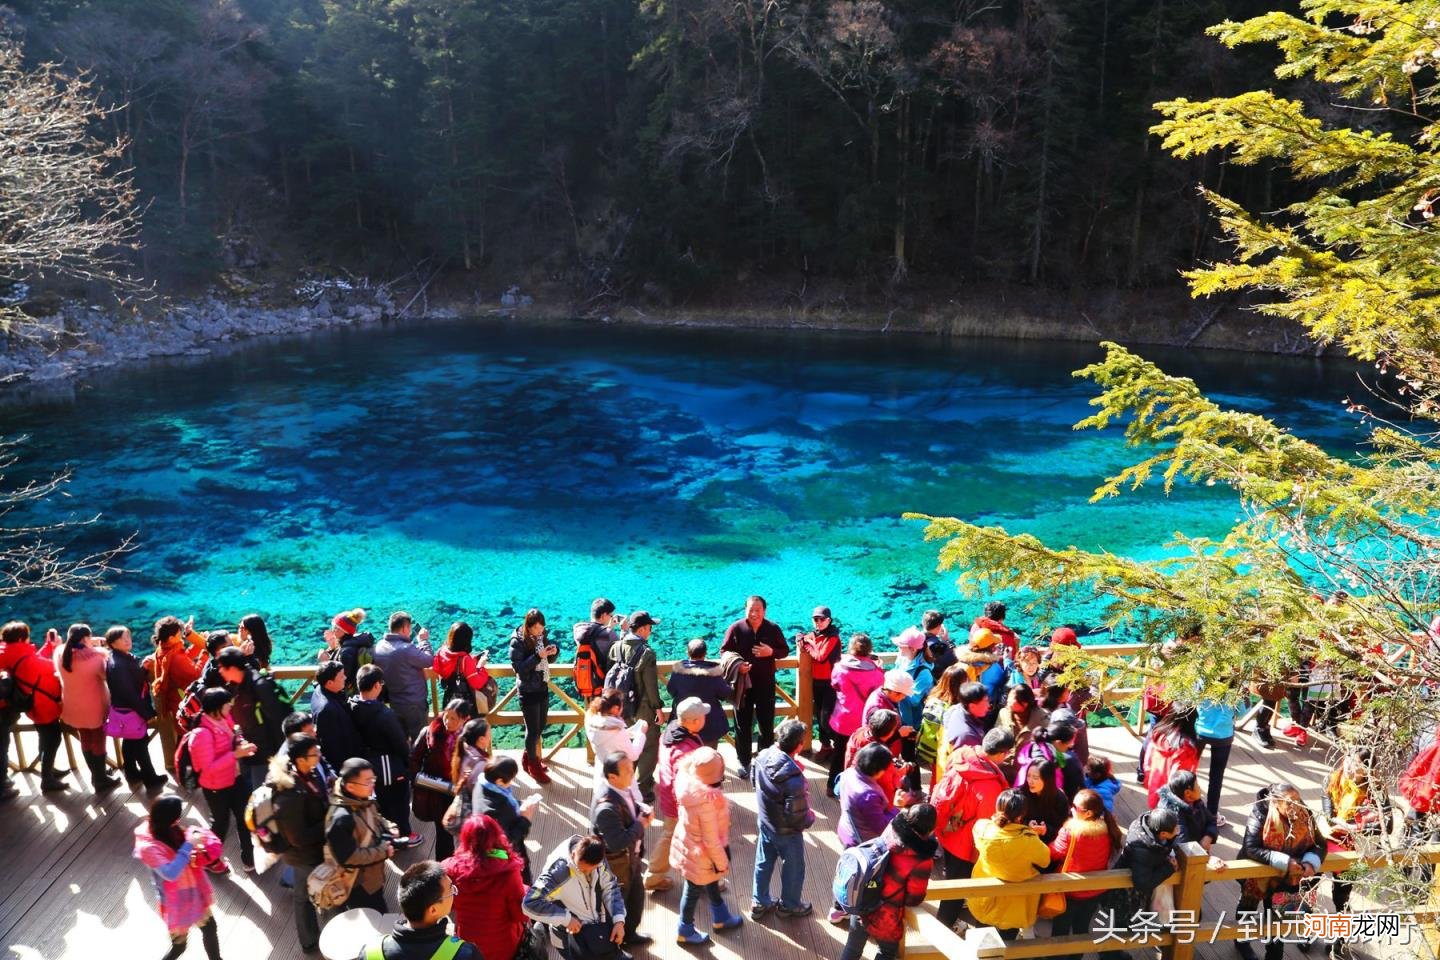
[0,724,1402,960]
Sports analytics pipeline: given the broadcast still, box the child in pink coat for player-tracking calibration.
[133,795,226,960]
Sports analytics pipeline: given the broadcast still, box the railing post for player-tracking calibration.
[1164,841,1209,960]
[797,652,814,752]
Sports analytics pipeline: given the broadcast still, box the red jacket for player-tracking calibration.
[862,823,935,944]
[0,639,62,724]
[802,627,841,682]
[444,848,527,960]
[433,649,491,693]
[1144,731,1198,808]
[931,746,1009,862]
[1048,818,1117,898]
[971,617,1019,660]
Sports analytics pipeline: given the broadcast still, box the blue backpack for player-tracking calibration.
[832,837,891,916]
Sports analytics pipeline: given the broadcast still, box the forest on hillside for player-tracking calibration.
[2,0,1370,309]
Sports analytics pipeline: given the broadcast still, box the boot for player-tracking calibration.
[87,753,121,793]
[40,765,70,792]
[530,754,552,786]
[710,900,743,932]
[1264,940,1285,960]
[675,922,710,946]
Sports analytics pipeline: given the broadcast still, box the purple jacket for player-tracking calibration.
[838,767,895,848]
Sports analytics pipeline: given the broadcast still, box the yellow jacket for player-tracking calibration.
[967,819,1051,930]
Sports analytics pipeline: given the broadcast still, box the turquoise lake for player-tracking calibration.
[9,320,1364,665]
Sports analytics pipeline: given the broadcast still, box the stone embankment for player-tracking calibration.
[0,283,420,386]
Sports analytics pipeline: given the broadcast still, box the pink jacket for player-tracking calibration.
[830,655,884,738]
[189,714,240,791]
[133,821,224,933]
[670,768,731,884]
[55,644,111,731]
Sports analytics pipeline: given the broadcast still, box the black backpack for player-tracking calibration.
[175,728,202,790]
[603,642,645,722]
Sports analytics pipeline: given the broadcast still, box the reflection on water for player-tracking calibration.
[10,320,1364,663]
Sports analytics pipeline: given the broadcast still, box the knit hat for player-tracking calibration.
[1050,627,1080,648]
[884,669,915,697]
[332,612,360,636]
[893,626,926,653]
[969,627,1000,651]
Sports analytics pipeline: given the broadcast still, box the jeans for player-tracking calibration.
[812,680,838,750]
[520,691,549,761]
[291,861,320,949]
[937,850,972,927]
[121,737,162,784]
[734,683,775,768]
[839,915,898,960]
[753,829,805,909]
[202,782,255,865]
[679,879,725,925]
[1051,895,1101,937]
[1194,734,1233,815]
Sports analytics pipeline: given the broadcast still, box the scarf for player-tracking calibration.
[1242,793,1318,903]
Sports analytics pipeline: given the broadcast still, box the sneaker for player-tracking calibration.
[402,832,423,846]
[1134,766,1146,784]
[1256,732,1275,749]
[776,901,813,918]
[241,858,256,874]
[1215,814,1228,828]
[205,859,232,876]
[0,781,18,802]
[828,908,847,925]
[737,766,750,781]
[749,902,775,921]
[644,875,674,893]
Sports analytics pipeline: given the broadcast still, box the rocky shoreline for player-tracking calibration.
[0,283,419,387]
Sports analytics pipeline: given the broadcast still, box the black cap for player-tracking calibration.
[812,606,832,620]
[630,610,660,629]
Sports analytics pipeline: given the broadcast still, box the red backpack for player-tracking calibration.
[1400,741,1440,814]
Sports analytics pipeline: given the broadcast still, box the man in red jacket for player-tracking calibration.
[928,727,1015,929]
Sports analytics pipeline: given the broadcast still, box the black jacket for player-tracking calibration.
[666,660,732,743]
[272,765,330,867]
[358,921,480,960]
[1156,786,1219,845]
[591,785,645,858]
[335,632,376,690]
[721,617,789,690]
[478,779,534,883]
[509,628,556,696]
[1116,810,1177,895]
[228,668,289,759]
[311,686,368,771]
[350,696,410,784]
[752,745,815,835]
[106,648,155,720]
[1240,786,1325,878]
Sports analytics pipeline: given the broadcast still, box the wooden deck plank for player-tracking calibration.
[0,722,1399,960]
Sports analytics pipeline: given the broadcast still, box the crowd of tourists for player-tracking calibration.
[0,594,1420,960]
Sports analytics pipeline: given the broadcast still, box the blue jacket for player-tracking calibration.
[752,745,815,836]
[372,632,433,713]
[1085,774,1122,813]
[1195,700,1237,740]
[899,657,934,729]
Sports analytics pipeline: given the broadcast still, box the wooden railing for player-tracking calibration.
[6,640,1162,775]
[902,842,1440,960]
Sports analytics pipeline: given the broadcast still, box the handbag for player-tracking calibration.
[307,856,358,910]
[1036,830,1078,920]
[564,922,619,960]
[104,706,148,739]
[514,922,550,960]
[441,781,473,835]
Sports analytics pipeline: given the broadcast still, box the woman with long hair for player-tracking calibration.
[827,632,884,797]
[1047,788,1123,936]
[411,698,478,860]
[55,623,119,793]
[146,616,205,777]
[508,609,557,784]
[1021,759,1070,845]
[434,621,494,713]
[1143,709,1200,808]
[1236,783,1325,960]
[443,814,528,960]
[133,794,226,960]
[447,717,492,832]
[237,614,272,669]
[1014,721,1083,798]
[105,625,167,791]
